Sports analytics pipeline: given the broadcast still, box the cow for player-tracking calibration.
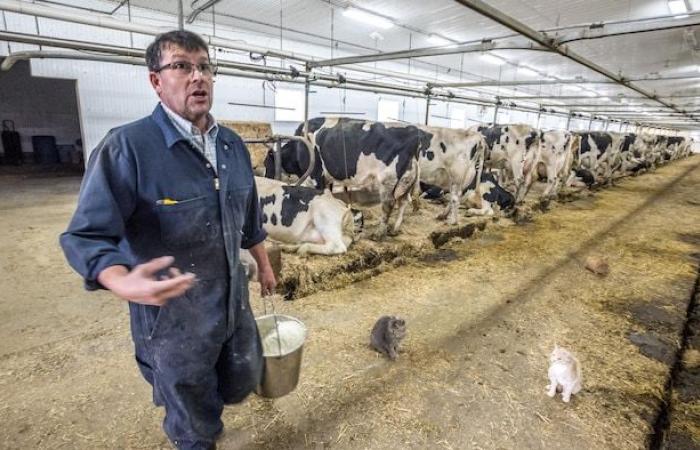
[537,130,581,200]
[255,176,362,255]
[414,125,486,224]
[264,117,432,238]
[419,171,514,217]
[463,171,515,216]
[666,136,686,161]
[574,132,621,185]
[470,124,541,203]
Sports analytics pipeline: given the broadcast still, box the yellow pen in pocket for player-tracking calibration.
[156,198,179,205]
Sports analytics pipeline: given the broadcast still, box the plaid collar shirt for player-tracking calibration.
[161,102,219,173]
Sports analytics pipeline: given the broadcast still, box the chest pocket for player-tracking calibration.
[157,194,221,249]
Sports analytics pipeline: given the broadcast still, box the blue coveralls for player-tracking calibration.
[60,104,266,449]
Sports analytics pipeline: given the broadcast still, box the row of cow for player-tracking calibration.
[250,117,694,255]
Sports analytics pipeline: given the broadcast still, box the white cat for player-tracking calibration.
[546,345,582,403]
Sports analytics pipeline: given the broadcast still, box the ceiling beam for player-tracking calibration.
[451,0,698,124]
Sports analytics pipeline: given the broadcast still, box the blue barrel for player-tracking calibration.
[32,135,59,164]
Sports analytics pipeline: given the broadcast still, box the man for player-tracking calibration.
[60,30,276,450]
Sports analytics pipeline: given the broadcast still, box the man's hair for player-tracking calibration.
[145,30,209,72]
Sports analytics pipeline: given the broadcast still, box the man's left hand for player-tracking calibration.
[258,268,277,297]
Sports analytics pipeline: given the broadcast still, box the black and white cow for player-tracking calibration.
[264,117,432,237]
[415,125,486,224]
[463,172,515,216]
[537,130,580,199]
[419,171,514,217]
[255,176,361,255]
[470,124,541,203]
[574,132,620,185]
[666,136,686,161]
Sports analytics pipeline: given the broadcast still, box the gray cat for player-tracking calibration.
[370,316,406,360]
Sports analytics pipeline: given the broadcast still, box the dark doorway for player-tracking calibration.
[0,59,84,175]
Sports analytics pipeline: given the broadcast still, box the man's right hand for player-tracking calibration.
[97,256,196,306]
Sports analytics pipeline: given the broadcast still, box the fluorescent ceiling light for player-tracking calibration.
[668,0,688,15]
[480,53,505,65]
[517,66,539,77]
[674,14,690,19]
[343,8,394,29]
[427,35,451,46]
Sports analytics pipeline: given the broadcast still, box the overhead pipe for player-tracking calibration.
[0,0,310,62]
[0,50,144,70]
[186,0,222,24]
[308,40,550,69]
[451,0,698,124]
[431,73,700,89]
[0,15,689,128]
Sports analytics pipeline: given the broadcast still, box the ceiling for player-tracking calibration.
[17,0,700,129]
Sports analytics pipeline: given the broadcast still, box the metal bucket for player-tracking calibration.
[255,314,306,398]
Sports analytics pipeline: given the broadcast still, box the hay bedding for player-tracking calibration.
[267,179,590,301]
[219,120,272,175]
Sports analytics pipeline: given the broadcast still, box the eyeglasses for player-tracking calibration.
[154,61,218,78]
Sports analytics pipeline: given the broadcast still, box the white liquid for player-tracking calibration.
[261,320,306,357]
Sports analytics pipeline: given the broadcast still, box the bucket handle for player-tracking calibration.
[262,294,284,358]
[2,120,15,132]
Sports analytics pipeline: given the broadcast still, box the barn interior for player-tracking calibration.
[1,0,699,449]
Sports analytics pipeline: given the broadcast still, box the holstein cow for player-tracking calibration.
[537,130,581,199]
[470,124,541,203]
[415,125,486,224]
[574,131,620,185]
[419,171,514,217]
[666,136,686,161]
[255,176,361,255]
[264,117,432,238]
[463,172,515,216]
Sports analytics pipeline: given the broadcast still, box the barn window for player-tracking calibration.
[274,88,305,121]
[377,98,400,122]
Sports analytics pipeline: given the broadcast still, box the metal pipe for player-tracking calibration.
[178,0,184,29]
[493,99,500,125]
[0,0,310,62]
[451,0,698,124]
[308,40,550,69]
[424,94,431,125]
[1,48,673,127]
[556,17,700,45]
[0,50,144,70]
[187,0,222,24]
[431,73,700,89]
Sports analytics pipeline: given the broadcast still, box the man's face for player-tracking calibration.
[149,44,214,126]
